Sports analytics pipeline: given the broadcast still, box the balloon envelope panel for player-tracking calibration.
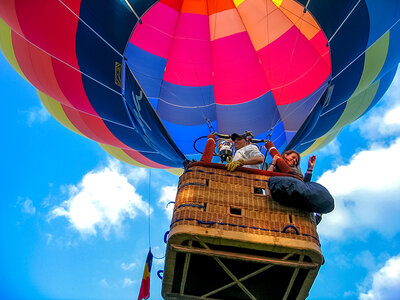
[126,0,331,155]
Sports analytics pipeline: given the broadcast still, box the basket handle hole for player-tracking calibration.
[230,207,242,216]
[254,187,266,195]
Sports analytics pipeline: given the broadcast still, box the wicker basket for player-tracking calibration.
[162,163,323,300]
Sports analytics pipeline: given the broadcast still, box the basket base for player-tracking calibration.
[162,226,322,300]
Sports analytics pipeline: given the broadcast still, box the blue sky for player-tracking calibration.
[1,48,400,300]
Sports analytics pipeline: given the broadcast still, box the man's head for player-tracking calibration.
[231,133,249,150]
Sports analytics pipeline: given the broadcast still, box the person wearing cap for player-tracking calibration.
[226,133,264,172]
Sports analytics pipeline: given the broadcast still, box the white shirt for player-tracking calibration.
[232,144,264,170]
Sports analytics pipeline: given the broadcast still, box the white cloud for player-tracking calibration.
[355,104,400,139]
[117,161,148,184]
[48,159,151,237]
[123,277,135,288]
[344,291,357,298]
[21,198,36,215]
[121,262,136,271]
[317,138,400,239]
[385,67,400,99]
[46,233,53,244]
[354,251,377,271]
[25,103,50,126]
[317,138,341,157]
[331,254,352,269]
[99,278,110,288]
[384,106,400,126]
[158,185,177,219]
[359,254,400,300]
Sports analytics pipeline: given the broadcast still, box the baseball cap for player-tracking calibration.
[231,133,245,141]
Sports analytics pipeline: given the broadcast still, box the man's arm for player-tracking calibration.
[243,155,264,166]
[227,145,264,171]
[244,145,264,166]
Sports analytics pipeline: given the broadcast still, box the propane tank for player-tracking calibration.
[218,140,233,163]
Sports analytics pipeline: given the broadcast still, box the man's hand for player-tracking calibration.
[226,159,244,172]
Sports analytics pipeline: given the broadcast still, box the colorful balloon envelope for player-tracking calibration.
[1,0,399,172]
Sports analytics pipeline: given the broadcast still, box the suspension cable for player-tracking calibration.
[147,169,151,249]
[206,119,216,133]
[145,169,166,260]
[123,0,143,24]
[327,0,362,45]
[321,17,400,117]
[58,0,124,57]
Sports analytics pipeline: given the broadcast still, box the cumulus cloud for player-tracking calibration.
[46,233,53,244]
[359,254,400,300]
[317,138,341,157]
[121,262,136,271]
[354,251,378,272]
[48,159,150,237]
[317,138,400,239]
[355,104,400,139]
[123,277,135,288]
[20,198,36,215]
[158,185,177,219]
[385,68,400,99]
[119,163,148,185]
[25,103,51,126]
[99,278,110,288]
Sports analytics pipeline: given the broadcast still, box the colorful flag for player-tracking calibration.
[138,249,153,300]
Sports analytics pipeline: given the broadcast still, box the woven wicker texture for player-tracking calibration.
[171,166,320,246]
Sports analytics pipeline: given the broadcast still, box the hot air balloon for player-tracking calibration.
[2,0,399,173]
[1,0,400,299]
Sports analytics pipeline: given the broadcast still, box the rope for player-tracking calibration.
[266,2,312,130]
[11,26,122,98]
[314,20,400,121]
[182,169,269,185]
[123,0,142,24]
[282,225,300,235]
[327,0,362,45]
[206,120,216,133]
[144,169,166,260]
[164,231,170,244]
[175,203,206,210]
[269,75,329,135]
[58,0,124,57]
[297,12,400,150]
[193,136,208,154]
[148,169,151,249]
[171,218,320,244]
[330,19,400,83]
[303,0,311,13]
[264,3,335,144]
[179,182,208,189]
[5,19,182,148]
[157,270,164,279]
[166,201,175,207]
